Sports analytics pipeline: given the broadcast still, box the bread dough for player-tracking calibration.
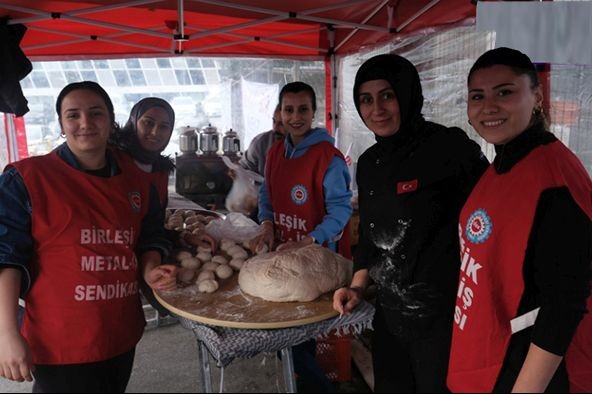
[177,267,196,284]
[201,261,219,272]
[215,264,233,279]
[196,251,212,262]
[238,244,353,302]
[220,239,235,252]
[229,258,244,271]
[196,270,215,282]
[176,250,193,262]
[227,245,248,259]
[180,257,200,270]
[212,255,228,265]
[198,279,219,293]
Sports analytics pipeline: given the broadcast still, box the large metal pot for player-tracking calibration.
[200,124,219,154]
[178,126,198,153]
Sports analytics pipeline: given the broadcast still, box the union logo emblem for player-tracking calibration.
[128,192,142,213]
[291,185,308,206]
[465,208,492,244]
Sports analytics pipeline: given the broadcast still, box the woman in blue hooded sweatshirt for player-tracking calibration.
[252,81,353,392]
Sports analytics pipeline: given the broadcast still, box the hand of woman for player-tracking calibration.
[0,330,33,382]
[333,286,364,316]
[145,264,178,291]
[275,236,314,252]
[250,221,274,252]
[183,231,217,251]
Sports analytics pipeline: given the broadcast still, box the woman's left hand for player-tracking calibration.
[145,264,178,291]
[276,236,315,252]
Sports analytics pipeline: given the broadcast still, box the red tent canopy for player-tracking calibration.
[0,0,475,60]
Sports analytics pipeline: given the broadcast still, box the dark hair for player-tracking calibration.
[56,81,116,126]
[279,82,317,112]
[468,47,539,89]
[468,47,547,128]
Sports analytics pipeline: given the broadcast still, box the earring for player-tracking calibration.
[533,107,543,116]
[60,132,66,138]
[468,119,472,125]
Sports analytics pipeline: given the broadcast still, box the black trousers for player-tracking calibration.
[372,309,451,393]
[32,348,136,393]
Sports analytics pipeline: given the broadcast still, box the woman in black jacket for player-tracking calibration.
[333,54,488,392]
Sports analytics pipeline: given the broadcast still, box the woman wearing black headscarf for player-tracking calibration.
[111,97,176,207]
[333,54,488,392]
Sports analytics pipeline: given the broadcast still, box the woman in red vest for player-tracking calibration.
[0,81,177,392]
[332,54,488,393]
[252,81,353,392]
[448,47,592,393]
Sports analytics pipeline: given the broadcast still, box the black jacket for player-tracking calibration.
[0,22,32,116]
[354,122,488,339]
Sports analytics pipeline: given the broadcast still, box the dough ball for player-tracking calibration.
[197,246,212,254]
[212,255,228,265]
[228,245,248,259]
[198,279,219,293]
[229,258,245,271]
[177,268,196,284]
[220,239,236,252]
[196,252,212,262]
[180,257,200,270]
[201,261,219,272]
[196,270,215,282]
[176,250,193,262]
[215,264,233,280]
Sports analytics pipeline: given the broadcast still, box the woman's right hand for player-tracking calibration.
[333,286,364,316]
[0,330,33,382]
[250,221,274,253]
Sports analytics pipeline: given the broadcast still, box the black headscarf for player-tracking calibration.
[111,97,175,171]
[353,54,426,148]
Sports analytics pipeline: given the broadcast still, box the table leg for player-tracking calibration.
[280,347,297,393]
[197,339,214,393]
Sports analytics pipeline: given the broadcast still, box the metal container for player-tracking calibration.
[178,126,198,154]
[222,128,241,155]
[200,124,219,154]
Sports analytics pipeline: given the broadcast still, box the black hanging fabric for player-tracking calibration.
[0,20,32,117]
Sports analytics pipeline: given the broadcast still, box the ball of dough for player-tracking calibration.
[177,268,196,284]
[180,257,200,270]
[196,270,215,282]
[228,245,248,259]
[229,258,245,271]
[196,252,212,262]
[212,255,228,265]
[201,261,219,272]
[198,279,219,293]
[215,264,233,280]
[197,246,212,254]
[176,250,193,262]
[220,239,236,252]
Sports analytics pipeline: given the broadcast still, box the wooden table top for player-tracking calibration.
[154,275,339,329]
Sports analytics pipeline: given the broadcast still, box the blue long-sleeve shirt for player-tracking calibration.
[0,143,170,296]
[258,127,352,245]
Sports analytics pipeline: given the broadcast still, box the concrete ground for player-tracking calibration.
[0,320,372,393]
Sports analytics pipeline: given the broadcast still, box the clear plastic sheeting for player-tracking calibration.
[550,64,592,174]
[336,26,496,192]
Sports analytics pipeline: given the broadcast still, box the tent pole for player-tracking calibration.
[396,0,441,33]
[335,0,389,53]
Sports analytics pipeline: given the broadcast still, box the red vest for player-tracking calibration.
[151,169,169,207]
[448,141,592,392]
[266,141,351,257]
[13,149,150,364]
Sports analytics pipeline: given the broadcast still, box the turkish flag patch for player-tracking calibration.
[397,179,418,194]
